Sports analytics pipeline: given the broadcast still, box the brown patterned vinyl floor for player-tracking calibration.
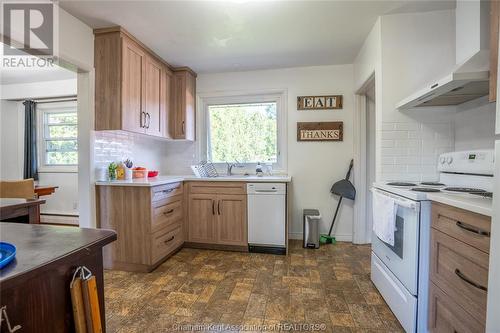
[104,241,404,332]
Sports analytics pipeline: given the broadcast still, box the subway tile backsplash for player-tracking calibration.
[94,131,134,168]
[93,131,165,172]
[379,121,454,182]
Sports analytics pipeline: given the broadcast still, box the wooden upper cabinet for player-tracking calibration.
[94,27,194,139]
[171,68,196,141]
[144,55,168,137]
[490,0,499,102]
[121,37,146,133]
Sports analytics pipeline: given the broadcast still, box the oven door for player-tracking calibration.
[371,188,420,295]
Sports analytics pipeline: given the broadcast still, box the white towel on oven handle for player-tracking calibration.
[372,190,397,246]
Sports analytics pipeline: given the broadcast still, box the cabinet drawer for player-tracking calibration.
[431,203,491,253]
[152,182,183,202]
[430,229,489,323]
[188,182,246,195]
[429,282,484,333]
[152,226,183,264]
[152,196,183,233]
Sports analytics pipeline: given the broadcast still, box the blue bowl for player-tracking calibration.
[0,242,16,269]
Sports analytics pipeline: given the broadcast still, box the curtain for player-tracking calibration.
[23,100,38,180]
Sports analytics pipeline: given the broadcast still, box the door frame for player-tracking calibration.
[353,73,376,244]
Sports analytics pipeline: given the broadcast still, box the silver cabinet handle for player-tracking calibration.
[456,221,490,237]
[0,306,22,332]
[455,269,488,292]
[182,120,185,134]
[163,235,175,244]
[146,112,151,129]
[140,111,145,128]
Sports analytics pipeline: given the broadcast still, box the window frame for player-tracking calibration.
[37,101,78,173]
[198,90,288,173]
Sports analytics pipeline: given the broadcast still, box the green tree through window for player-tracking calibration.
[43,111,78,165]
[208,102,277,163]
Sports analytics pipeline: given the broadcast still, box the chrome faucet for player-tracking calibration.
[226,161,242,176]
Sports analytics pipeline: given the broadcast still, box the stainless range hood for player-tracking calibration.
[396,70,489,109]
[397,0,490,110]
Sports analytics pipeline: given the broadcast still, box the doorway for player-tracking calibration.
[353,75,376,244]
[0,46,80,226]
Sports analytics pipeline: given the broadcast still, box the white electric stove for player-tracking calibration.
[371,149,494,333]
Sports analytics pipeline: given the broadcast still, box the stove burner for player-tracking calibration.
[420,182,446,186]
[443,187,487,193]
[411,188,441,193]
[387,182,417,187]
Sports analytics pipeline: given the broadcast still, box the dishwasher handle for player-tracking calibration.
[247,183,286,194]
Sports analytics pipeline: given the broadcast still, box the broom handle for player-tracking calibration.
[345,159,354,180]
[328,196,343,236]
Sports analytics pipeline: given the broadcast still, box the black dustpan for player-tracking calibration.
[330,159,356,200]
[321,159,356,245]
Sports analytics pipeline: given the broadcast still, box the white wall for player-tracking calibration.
[379,10,457,182]
[162,65,356,241]
[354,10,457,183]
[454,96,496,151]
[56,7,95,227]
[0,100,24,179]
[0,79,77,100]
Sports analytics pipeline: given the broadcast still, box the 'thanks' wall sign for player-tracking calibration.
[297,122,343,142]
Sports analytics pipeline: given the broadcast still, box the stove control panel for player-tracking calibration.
[438,150,495,175]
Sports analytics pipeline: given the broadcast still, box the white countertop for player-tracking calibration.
[427,192,493,217]
[95,174,292,187]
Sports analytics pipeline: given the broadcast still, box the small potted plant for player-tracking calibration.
[108,162,118,180]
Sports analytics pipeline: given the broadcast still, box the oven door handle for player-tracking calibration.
[370,188,419,211]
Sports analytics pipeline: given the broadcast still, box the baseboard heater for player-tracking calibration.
[248,245,286,255]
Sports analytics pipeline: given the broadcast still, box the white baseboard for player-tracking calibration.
[41,214,79,226]
[288,232,352,242]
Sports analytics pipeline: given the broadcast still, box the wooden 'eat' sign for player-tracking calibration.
[297,95,343,110]
[297,122,343,142]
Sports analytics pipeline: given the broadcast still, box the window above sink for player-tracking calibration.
[199,91,287,172]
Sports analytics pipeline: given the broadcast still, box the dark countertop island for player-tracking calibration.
[0,223,117,332]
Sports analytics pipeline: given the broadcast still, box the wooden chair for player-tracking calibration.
[0,179,36,199]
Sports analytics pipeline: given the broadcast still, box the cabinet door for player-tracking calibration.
[184,71,196,141]
[172,70,196,140]
[188,194,217,243]
[122,37,146,133]
[144,55,164,137]
[173,73,186,138]
[216,194,247,246]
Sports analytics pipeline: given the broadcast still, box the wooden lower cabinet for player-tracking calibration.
[429,202,491,332]
[429,282,484,333]
[217,194,247,246]
[96,182,184,272]
[187,182,247,248]
[188,194,217,243]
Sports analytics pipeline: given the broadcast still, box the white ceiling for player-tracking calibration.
[60,0,456,73]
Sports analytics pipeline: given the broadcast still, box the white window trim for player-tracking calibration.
[37,101,78,173]
[197,89,288,173]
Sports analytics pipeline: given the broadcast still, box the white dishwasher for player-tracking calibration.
[247,183,286,254]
